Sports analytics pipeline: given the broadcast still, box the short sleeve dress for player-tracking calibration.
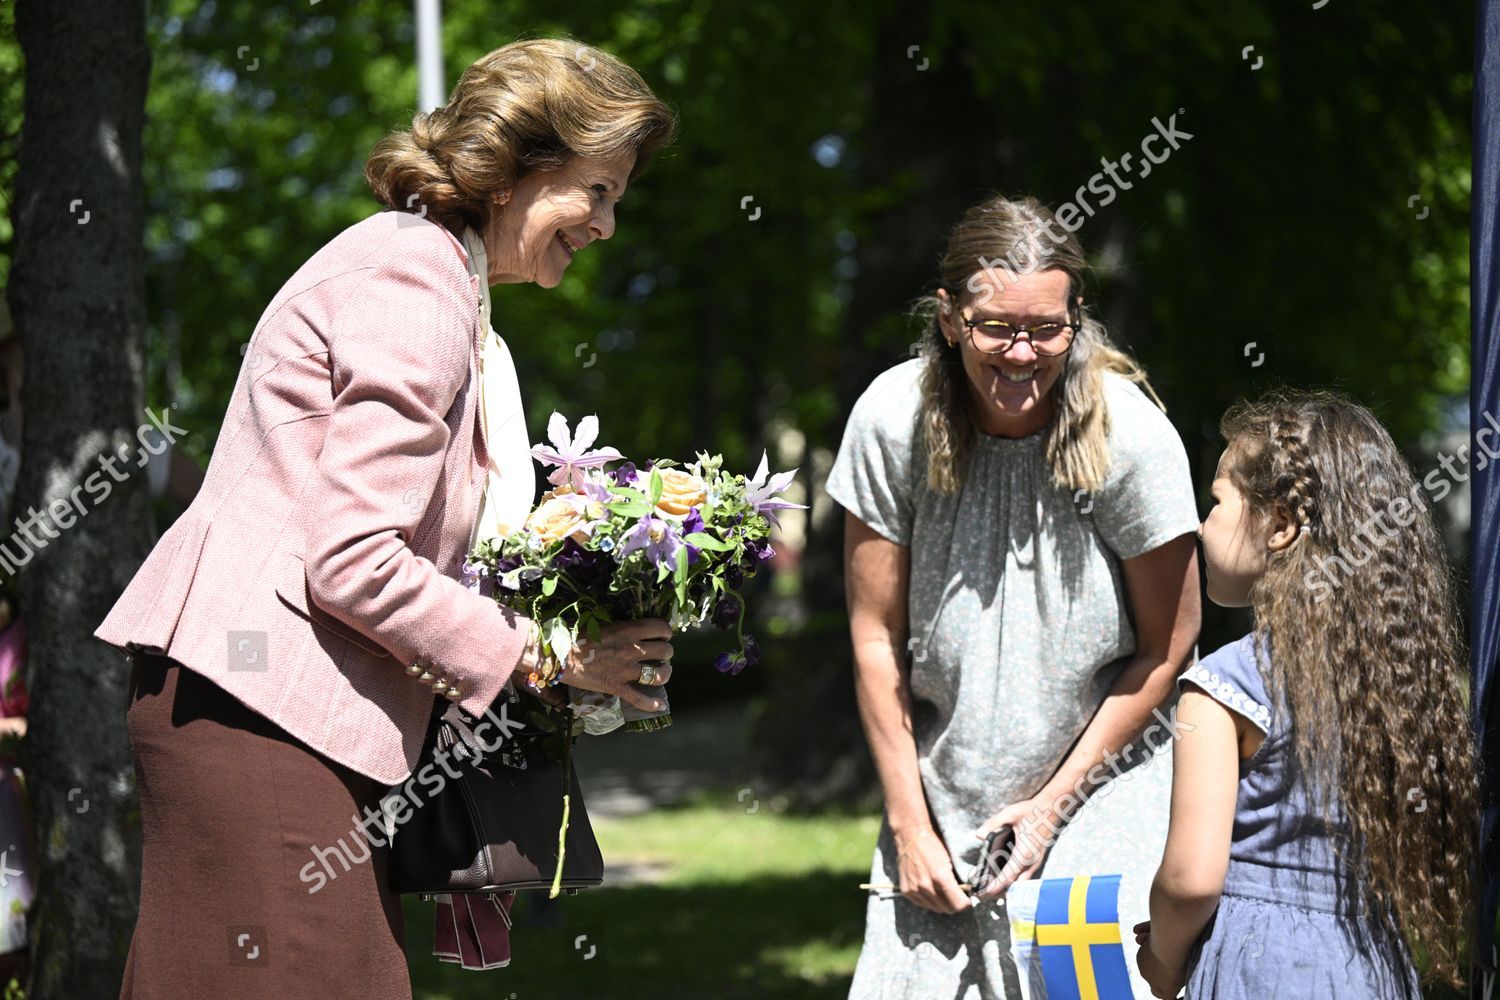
[1175,635,1421,998]
[827,358,1201,999]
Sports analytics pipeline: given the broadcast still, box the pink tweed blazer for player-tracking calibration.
[95,210,530,784]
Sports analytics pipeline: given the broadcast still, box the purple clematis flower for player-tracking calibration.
[577,477,613,505]
[531,413,625,491]
[459,558,495,599]
[713,634,760,675]
[744,452,807,528]
[681,507,706,563]
[615,514,685,569]
[712,594,742,629]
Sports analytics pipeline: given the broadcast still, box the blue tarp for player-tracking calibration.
[1473,0,1500,990]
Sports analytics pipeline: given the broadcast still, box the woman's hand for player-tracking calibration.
[895,827,974,914]
[1132,922,1186,999]
[560,619,674,713]
[972,795,1060,899]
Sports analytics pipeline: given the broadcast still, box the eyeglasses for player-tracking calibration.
[956,302,1081,357]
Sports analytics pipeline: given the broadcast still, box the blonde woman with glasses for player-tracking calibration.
[828,194,1201,998]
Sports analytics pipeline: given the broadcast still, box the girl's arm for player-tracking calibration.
[1146,687,1243,970]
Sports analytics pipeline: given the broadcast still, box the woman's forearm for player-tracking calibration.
[1035,533,1201,812]
[853,637,929,837]
[1035,653,1181,812]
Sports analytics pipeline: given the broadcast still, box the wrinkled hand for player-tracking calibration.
[1132,922,1186,999]
[895,828,974,914]
[561,618,674,713]
[972,796,1059,899]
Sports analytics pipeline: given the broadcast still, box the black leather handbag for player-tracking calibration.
[386,690,604,895]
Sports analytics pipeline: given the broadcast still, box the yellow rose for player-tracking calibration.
[653,468,709,518]
[525,493,591,544]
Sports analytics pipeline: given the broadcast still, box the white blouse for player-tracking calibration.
[459,225,537,549]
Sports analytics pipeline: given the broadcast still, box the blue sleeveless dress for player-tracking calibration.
[1176,635,1422,998]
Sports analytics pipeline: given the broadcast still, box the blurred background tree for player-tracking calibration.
[7,1,152,997]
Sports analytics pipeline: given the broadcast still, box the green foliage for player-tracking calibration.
[0,2,20,292]
[0,0,1460,470]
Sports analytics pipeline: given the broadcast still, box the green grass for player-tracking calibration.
[0,792,1478,999]
[406,791,880,999]
[402,792,1481,1000]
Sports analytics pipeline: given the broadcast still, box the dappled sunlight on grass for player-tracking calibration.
[407,792,880,999]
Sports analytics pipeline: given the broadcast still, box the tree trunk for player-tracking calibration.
[10,0,151,995]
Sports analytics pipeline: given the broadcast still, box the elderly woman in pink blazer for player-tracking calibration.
[93,39,678,998]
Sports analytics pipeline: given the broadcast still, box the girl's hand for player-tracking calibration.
[895,827,974,914]
[1132,922,1186,999]
[972,796,1060,899]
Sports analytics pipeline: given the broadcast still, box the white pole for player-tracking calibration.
[415,0,445,112]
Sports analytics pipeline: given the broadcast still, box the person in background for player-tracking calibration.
[0,298,30,991]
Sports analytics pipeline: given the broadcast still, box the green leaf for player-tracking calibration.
[684,531,733,552]
[648,467,664,505]
[607,499,652,518]
[541,575,558,597]
[657,560,673,584]
[674,548,690,605]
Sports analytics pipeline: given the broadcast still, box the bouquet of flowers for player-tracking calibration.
[462,413,804,738]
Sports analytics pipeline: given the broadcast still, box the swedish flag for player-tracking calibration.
[1008,874,1133,1000]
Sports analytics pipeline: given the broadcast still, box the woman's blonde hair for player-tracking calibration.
[365,38,678,237]
[913,194,1159,495]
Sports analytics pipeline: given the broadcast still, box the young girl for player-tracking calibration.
[1132,389,1478,997]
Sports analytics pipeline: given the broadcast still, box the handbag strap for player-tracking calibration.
[437,701,494,777]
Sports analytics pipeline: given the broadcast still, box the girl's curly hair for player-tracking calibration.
[1220,387,1478,989]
